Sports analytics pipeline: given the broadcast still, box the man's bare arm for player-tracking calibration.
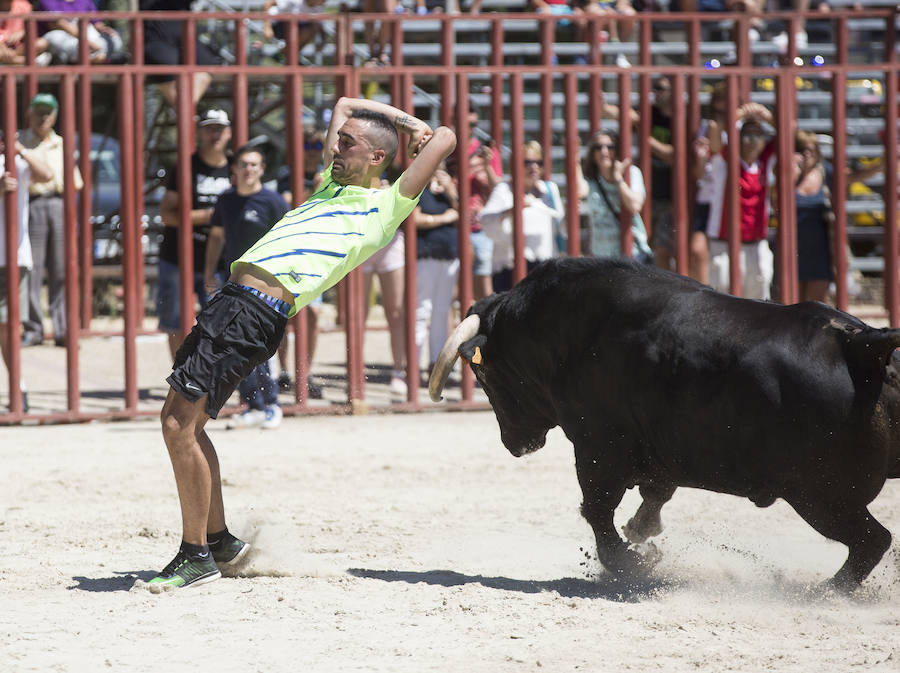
[397,127,457,200]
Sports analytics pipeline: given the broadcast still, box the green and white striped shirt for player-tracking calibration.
[235,165,420,317]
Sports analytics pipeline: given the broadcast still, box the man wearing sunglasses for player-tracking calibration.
[148,97,456,590]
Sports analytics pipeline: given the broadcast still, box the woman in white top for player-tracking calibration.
[579,130,652,263]
[478,141,564,291]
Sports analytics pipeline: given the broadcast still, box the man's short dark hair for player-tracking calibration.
[351,109,399,168]
[233,143,265,164]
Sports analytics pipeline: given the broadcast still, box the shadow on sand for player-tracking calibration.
[68,571,157,592]
[346,567,672,602]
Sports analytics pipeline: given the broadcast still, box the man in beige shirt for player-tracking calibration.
[19,93,82,347]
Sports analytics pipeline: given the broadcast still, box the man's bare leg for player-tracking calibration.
[160,388,213,545]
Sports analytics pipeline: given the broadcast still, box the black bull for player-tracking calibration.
[429,257,900,590]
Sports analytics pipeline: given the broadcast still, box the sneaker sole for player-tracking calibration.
[218,543,251,567]
[187,569,223,587]
[146,568,222,591]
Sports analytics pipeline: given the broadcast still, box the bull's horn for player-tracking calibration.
[428,314,481,402]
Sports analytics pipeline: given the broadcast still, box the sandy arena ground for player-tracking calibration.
[2,410,899,672]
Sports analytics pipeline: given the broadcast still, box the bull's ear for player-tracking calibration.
[459,334,488,366]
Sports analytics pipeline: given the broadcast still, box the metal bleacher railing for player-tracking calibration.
[0,7,898,424]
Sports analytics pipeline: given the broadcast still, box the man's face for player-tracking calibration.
[740,124,766,158]
[197,123,231,154]
[652,79,672,108]
[28,106,57,134]
[330,118,381,185]
[233,151,264,191]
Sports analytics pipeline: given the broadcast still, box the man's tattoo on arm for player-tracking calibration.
[393,114,416,132]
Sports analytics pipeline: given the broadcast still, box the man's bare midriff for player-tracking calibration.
[229,262,296,309]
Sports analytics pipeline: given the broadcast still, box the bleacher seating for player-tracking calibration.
[175,5,899,270]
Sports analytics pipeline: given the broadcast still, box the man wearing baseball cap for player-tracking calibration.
[19,92,83,348]
[157,108,232,360]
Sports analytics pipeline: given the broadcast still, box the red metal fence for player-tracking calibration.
[1,9,898,423]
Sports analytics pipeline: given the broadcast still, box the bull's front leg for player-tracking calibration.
[622,482,676,544]
[575,447,660,577]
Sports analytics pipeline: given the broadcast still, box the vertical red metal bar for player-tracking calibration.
[133,66,147,323]
[184,17,197,153]
[455,72,473,402]
[340,72,366,409]
[286,71,310,407]
[132,15,145,68]
[831,15,849,311]
[637,68,652,240]
[618,71,634,257]
[3,74,23,415]
[232,18,249,148]
[490,19,503,148]
[401,72,417,403]
[638,12,650,67]
[441,18,454,129]
[775,72,797,305]
[563,72,581,257]
[78,17,90,65]
[672,74,688,275]
[588,16,602,136]
[61,76,81,412]
[341,12,355,67]
[176,73,195,342]
[78,71,93,330]
[736,15,751,104]
[725,75,742,297]
[285,16,299,66]
[391,14,405,115]
[24,20,37,103]
[539,17,554,180]
[883,65,899,325]
[687,18,702,246]
[118,74,139,411]
[510,73,526,285]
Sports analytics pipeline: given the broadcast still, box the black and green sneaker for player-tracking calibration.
[210,532,250,567]
[147,550,221,589]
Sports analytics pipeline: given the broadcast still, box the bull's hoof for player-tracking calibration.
[622,517,663,544]
[603,542,662,577]
[631,541,662,569]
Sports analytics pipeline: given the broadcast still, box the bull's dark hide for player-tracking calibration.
[431,257,900,590]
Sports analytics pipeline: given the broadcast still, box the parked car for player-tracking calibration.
[77,134,165,266]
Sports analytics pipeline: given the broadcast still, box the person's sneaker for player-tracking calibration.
[261,404,282,429]
[146,550,221,589]
[277,372,293,391]
[615,53,631,68]
[389,371,408,398]
[210,533,250,567]
[226,408,266,430]
[307,375,323,399]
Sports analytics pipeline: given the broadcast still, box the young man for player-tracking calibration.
[156,108,233,360]
[203,144,289,430]
[149,97,457,589]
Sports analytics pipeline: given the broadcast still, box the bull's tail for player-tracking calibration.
[845,326,900,372]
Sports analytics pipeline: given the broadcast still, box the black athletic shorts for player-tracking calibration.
[692,202,711,234]
[167,283,288,418]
